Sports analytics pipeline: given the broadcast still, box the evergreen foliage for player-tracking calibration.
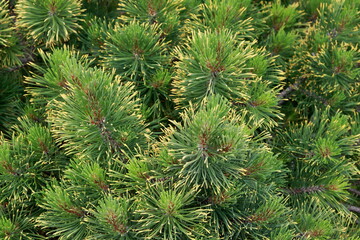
[0,0,359,239]
[15,0,83,47]
[0,0,22,68]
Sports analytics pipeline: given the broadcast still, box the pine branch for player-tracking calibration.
[5,7,35,72]
[277,82,299,105]
[59,204,85,218]
[346,205,360,214]
[348,188,360,196]
[298,88,329,106]
[6,55,33,72]
[283,185,325,195]
[277,78,329,106]
[245,211,274,223]
[95,117,123,154]
[351,180,360,186]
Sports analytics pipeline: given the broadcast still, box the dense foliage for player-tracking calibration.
[0,0,359,239]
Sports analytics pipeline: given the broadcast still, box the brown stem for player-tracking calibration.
[283,185,326,195]
[277,78,329,106]
[277,82,300,105]
[6,55,33,72]
[348,188,360,196]
[347,205,360,214]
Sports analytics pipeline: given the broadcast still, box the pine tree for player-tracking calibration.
[0,0,359,239]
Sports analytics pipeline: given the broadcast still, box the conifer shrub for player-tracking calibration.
[0,0,359,239]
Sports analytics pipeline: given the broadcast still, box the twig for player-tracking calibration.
[351,180,360,186]
[298,88,329,106]
[348,188,360,196]
[277,78,329,106]
[6,55,33,72]
[283,185,326,195]
[347,205,360,214]
[278,82,300,105]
